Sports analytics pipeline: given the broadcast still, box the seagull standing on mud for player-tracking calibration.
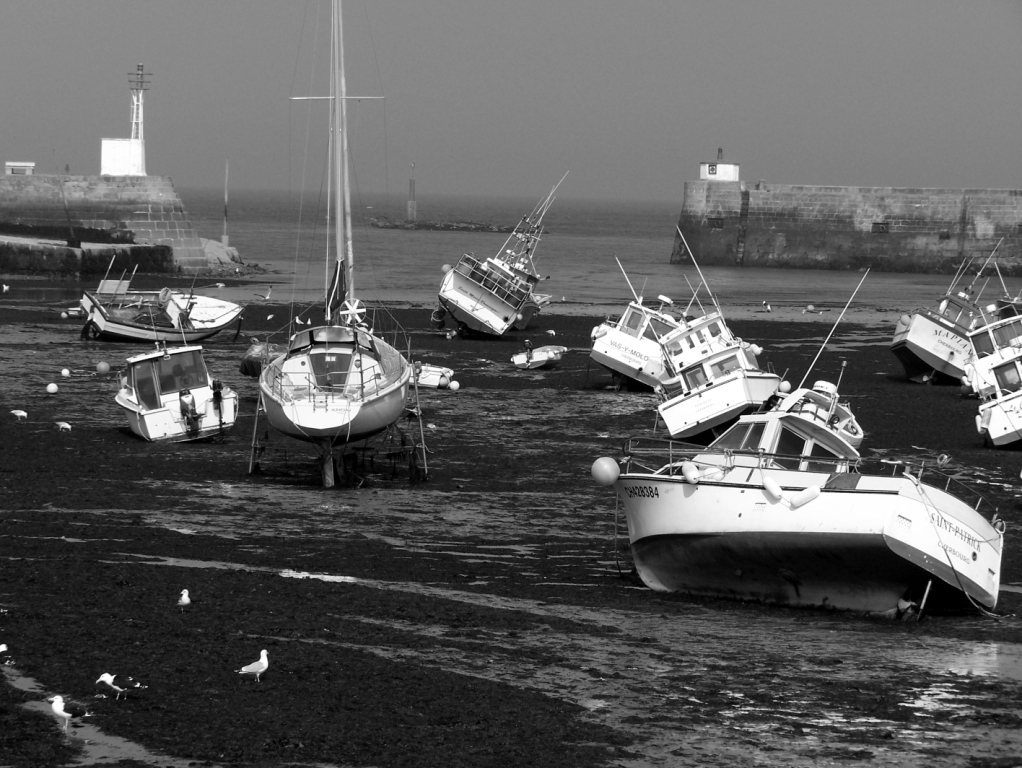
[237,649,269,682]
[96,673,147,700]
[177,589,191,611]
[10,410,27,420]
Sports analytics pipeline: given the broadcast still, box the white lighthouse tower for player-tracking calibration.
[101,64,150,175]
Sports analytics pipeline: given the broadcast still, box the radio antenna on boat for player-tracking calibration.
[798,270,869,389]
[676,225,722,316]
[615,257,640,303]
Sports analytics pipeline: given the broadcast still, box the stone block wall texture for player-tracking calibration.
[0,174,207,273]
[672,181,1022,275]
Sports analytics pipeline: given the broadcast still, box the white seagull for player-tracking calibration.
[237,649,269,682]
[96,672,147,700]
[56,422,71,432]
[49,695,89,732]
[177,589,191,611]
[11,410,27,420]
[546,329,556,336]
[254,287,272,300]
[762,300,772,313]
[2,284,9,293]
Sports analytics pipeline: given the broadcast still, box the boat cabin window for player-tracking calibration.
[682,364,708,390]
[991,319,1022,351]
[642,316,676,343]
[706,321,722,339]
[709,354,740,379]
[712,421,766,451]
[774,426,808,469]
[309,350,354,390]
[804,441,841,472]
[131,362,160,410]
[972,331,994,358]
[156,350,207,394]
[993,361,1022,394]
[621,308,643,337]
[940,298,973,327]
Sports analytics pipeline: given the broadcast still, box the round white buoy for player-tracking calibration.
[449,381,460,392]
[96,361,110,374]
[61,369,70,378]
[591,457,620,486]
[899,314,911,327]
[778,380,792,394]
[681,462,700,484]
[442,264,452,273]
[516,313,524,321]
[46,383,58,394]
[750,344,762,356]
[763,476,783,501]
[438,376,449,389]
[806,304,815,312]
[60,312,68,320]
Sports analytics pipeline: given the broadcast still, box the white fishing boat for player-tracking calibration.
[593,375,1005,616]
[965,312,1022,447]
[79,264,243,344]
[256,0,411,487]
[115,344,237,442]
[890,240,1012,383]
[511,343,567,370]
[433,172,567,338]
[653,232,779,441]
[589,259,684,388]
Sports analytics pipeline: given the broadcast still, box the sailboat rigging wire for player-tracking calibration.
[797,270,870,390]
[615,257,640,302]
[675,225,722,316]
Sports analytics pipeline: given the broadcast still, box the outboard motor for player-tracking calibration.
[179,389,200,432]
[212,379,224,427]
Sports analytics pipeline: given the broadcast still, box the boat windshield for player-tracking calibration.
[642,316,677,342]
[308,350,354,390]
[619,307,644,337]
[155,350,207,395]
[993,361,1022,395]
[712,421,766,451]
[937,297,977,328]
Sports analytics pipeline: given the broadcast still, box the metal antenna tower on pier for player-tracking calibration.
[129,64,151,168]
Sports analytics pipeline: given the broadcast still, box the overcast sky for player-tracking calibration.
[1,1,1020,202]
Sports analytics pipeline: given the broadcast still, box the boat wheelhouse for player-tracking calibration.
[589,294,683,388]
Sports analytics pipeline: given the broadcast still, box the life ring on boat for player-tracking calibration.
[81,320,101,341]
[337,298,366,326]
[158,287,173,308]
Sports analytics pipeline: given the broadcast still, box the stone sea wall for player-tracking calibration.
[672,181,1022,274]
[0,174,207,274]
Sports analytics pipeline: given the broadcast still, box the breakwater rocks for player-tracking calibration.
[369,215,512,233]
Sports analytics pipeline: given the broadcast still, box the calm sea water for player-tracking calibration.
[179,186,1022,317]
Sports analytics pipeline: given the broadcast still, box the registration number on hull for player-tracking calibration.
[625,485,660,499]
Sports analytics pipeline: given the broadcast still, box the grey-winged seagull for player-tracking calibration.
[237,649,269,682]
[177,589,191,611]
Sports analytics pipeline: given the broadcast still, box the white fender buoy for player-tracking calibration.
[438,376,450,389]
[46,383,58,394]
[749,344,763,357]
[449,381,460,392]
[763,476,783,501]
[899,314,911,327]
[516,313,524,321]
[975,414,984,433]
[591,457,620,486]
[778,380,791,394]
[591,326,607,340]
[681,462,700,484]
[789,486,821,508]
[442,264,452,273]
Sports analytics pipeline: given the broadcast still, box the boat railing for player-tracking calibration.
[453,257,529,307]
[858,457,996,515]
[264,364,406,405]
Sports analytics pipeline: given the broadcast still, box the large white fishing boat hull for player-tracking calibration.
[590,324,667,388]
[891,310,973,383]
[437,264,545,337]
[614,468,1002,614]
[81,290,244,344]
[976,396,1022,447]
[657,372,781,439]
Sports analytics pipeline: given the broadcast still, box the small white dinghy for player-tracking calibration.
[116,344,238,442]
[415,363,460,390]
[512,343,567,370]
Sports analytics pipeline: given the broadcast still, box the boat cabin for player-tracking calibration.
[124,347,209,410]
[453,254,532,309]
[969,314,1022,359]
[699,381,861,472]
[928,291,983,333]
[614,301,680,344]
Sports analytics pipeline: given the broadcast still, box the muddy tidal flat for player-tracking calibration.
[2,280,1022,768]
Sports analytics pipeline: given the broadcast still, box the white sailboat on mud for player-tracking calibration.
[257,0,411,487]
[593,362,1005,616]
[433,173,567,338]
